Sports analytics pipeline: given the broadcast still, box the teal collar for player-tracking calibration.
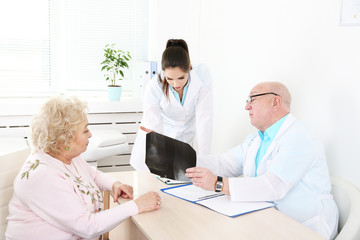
[258,114,289,141]
[169,75,191,106]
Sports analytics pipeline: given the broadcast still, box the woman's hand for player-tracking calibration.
[134,191,161,213]
[185,167,217,191]
[112,181,133,202]
[140,126,153,133]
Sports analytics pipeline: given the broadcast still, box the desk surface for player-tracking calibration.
[108,171,325,240]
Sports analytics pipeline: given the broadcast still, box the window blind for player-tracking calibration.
[62,0,149,93]
[0,0,52,97]
[0,0,148,97]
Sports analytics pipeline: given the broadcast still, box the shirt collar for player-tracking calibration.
[169,75,191,105]
[258,114,289,141]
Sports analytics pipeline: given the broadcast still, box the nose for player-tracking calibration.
[88,130,92,138]
[173,80,179,88]
[245,102,251,110]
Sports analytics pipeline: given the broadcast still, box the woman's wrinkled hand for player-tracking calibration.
[112,182,133,202]
[134,191,161,213]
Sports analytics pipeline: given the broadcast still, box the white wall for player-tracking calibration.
[149,0,360,188]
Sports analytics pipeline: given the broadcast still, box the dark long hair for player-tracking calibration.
[159,39,191,98]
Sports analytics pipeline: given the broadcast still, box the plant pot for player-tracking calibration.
[107,85,122,101]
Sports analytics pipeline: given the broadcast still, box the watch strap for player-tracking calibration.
[215,176,223,192]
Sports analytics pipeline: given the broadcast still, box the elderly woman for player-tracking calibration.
[6,96,161,240]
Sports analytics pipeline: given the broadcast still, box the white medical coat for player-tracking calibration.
[197,114,338,240]
[130,64,212,170]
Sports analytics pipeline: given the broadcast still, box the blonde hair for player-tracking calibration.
[31,96,88,155]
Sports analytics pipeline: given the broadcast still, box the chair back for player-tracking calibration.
[331,176,360,240]
[0,148,30,239]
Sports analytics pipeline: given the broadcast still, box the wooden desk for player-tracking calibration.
[107,171,325,240]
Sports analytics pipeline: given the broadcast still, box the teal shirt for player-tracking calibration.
[169,76,191,106]
[254,114,289,177]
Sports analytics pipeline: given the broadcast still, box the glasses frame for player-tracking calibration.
[246,92,280,104]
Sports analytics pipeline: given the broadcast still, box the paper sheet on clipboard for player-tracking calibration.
[161,184,276,217]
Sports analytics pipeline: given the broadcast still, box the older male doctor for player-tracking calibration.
[186,82,338,240]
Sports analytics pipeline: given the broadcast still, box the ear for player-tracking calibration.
[272,96,282,111]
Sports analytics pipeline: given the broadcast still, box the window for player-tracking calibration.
[0,0,51,97]
[0,0,149,97]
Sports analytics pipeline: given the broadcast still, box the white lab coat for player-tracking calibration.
[197,114,339,240]
[130,64,212,170]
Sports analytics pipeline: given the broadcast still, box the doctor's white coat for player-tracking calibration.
[197,114,338,240]
[130,64,212,170]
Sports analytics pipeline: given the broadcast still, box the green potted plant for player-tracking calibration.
[101,44,131,100]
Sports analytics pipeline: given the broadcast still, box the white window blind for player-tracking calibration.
[0,0,52,97]
[62,0,148,94]
[0,0,148,97]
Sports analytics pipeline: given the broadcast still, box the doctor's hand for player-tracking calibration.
[140,126,153,133]
[185,167,217,191]
[112,181,134,202]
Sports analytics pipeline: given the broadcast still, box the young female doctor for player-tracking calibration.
[130,39,213,170]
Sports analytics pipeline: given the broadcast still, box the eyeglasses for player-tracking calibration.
[246,92,280,104]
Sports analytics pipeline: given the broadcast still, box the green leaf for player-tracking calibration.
[33,162,39,170]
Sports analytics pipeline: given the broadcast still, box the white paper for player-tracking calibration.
[198,195,276,217]
[157,176,191,185]
[162,184,276,217]
[162,184,224,202]
[340,0,360,25]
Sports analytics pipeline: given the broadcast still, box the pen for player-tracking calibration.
[197,193,224,200]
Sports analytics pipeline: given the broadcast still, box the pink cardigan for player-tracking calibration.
[6,151,138,240]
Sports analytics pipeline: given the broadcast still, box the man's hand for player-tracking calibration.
[112,181,134,202]
[185,167,217,191]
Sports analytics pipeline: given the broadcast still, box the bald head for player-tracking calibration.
[252,82,291,111]
[246,82,291,131]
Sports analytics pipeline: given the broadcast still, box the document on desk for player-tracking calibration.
[161,184,276,217]
[157,176,192,185]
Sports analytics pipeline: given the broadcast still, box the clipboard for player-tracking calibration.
[145,132,196,181]
[161,184,276,217]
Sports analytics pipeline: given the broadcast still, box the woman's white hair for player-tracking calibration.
[31,96,88,155]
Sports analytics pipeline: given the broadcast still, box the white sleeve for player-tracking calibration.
[228,131,315,202]
[195,64,213,154]
[140,76,164,132]
[21,169,138,239]
[197,144,244,177]
[228,171,292,201]
[130,77,164,170]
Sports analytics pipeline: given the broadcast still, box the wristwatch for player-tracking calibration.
[215,176,223,192]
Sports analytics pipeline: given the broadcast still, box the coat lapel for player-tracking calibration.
[244,135,261,177]
[183,70,202,108]
[257,114,297,173]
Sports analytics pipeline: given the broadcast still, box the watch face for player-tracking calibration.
[216,182,223,189]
